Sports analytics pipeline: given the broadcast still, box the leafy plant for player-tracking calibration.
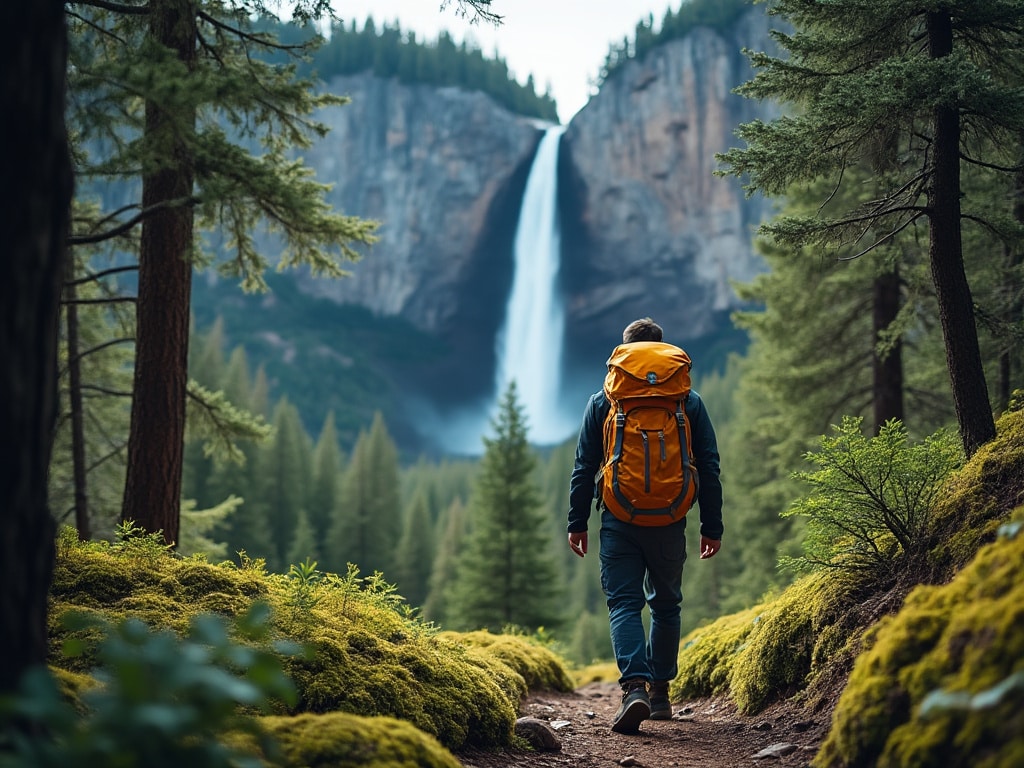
[0,603,303,768]
[285,557,323,612]
[111,518,175,560]
[782,417,962,577]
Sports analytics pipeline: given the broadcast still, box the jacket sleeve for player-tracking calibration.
[687,391,724,540]
[567,392,606,533]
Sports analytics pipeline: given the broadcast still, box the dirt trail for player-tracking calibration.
[457,682,828,768]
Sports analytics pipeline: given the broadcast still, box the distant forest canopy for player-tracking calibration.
[259,16,559,122]
[598,0,755,87]
[259,0,755,124]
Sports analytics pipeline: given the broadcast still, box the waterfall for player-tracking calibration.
[493,124,576,444]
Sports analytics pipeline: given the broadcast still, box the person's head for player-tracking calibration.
[622,317,663,344]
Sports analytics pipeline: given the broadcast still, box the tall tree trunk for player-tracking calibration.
[65,259,92,540]
[926,12,996,457]
[0,0,72,695]
[872,269,904,433]
[998,156,1024,411]
[121,0,197,546]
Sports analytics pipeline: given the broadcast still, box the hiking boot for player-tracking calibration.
[649,680,672,720]
[611,679,650,734]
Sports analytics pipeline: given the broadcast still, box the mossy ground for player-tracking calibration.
[47,533,577,765]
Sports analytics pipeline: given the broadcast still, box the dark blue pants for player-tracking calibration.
[599,512,688,684]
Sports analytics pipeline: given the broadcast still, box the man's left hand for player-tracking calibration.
[699,537,721,559]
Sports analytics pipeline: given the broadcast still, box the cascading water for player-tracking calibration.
[493,124,577,444]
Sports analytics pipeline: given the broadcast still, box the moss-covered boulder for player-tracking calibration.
[251,711,463,768]
[439,630,576,692]
[816,509,1024,768]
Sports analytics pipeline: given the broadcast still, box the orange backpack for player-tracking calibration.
[599,341,698,526]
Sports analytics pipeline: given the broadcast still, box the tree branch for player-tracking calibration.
[65,264,138,288]
[70,0,149,15]
[68,196,197,245]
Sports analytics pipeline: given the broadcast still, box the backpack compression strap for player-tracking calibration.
[607,396,695,519]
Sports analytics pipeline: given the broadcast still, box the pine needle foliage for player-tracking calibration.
[447,382,562,634]
[717,0,1024,455]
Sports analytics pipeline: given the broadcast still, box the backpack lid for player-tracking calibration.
[604,341,691,399]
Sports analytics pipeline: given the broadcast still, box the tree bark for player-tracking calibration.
[998,157,1024,412]
[65,259,92,540]
[872,269,904,433]
[926,11,996,457]
[121,0,197,546]
[0,0,72,694]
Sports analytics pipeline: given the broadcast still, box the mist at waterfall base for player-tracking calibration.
[417,126,585,457]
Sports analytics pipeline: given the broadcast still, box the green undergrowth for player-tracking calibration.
[46,533,576,758]
[671,407,1024,728]
[815,507,1024,768]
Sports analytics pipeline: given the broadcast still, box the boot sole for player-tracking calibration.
[611,699,651,734]
[649,709,672,720]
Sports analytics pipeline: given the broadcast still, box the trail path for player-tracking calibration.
[458,682,827,768]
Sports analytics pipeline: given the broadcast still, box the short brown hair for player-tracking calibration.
[622,317,663,343]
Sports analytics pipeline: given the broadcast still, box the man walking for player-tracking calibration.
[567,317,723,734]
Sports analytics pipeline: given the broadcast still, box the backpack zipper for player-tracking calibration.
[658,430,666,461]
[641,430,651,492]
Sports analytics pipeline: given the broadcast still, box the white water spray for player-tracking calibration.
[493,125,576,444]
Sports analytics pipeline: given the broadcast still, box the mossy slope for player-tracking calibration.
[814,507,1024,768]
[47,536,575,758]
[673,572,860,713]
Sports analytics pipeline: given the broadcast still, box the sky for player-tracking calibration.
[329,0,677,122]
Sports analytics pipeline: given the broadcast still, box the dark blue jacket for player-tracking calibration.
[567,389,723,540]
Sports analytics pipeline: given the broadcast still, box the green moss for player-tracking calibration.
[573,661,619,685]
[927,409,1024,574]
[282,626,517,751]
[48,536,573,754]
[440,630,575,692]
[815,508,1024,768]
[49,666,97,712]
[254,711,463,768]
[674,605,761,700]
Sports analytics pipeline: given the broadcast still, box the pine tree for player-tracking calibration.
[422,496,468,625]
[446,382,562,633]
[183,318,228,506]
[248,398,312,571]
[286,508,319,567]
[67,1,379,546]
[717,0,1024,456]
[393,491,436,609]
[324,412,401,579]
[308,411,344,544]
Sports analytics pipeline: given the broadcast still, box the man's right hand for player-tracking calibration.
[568,531,588,558]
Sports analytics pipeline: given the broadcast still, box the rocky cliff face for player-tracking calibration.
[301,79,542,335]
[216,8,784,450]
[559,7,780,377]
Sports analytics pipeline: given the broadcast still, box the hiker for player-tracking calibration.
[567,317,723,734]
